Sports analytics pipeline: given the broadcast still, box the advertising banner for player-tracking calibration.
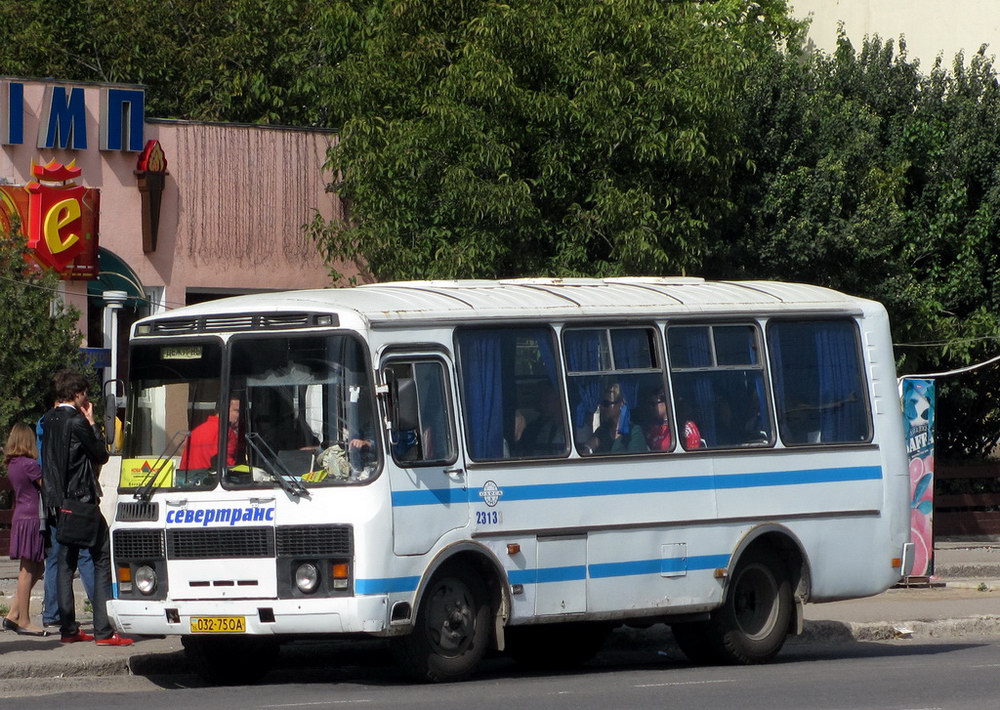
[0,161,99,279]
[903,378,935,577]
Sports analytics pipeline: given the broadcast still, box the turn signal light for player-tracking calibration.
[117,566,132,583]
[331,563,349,579]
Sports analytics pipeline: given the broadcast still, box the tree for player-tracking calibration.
[0,0,348,125]
[310,0,803,281]
[0,228,89,467]
[706,35,1000,458]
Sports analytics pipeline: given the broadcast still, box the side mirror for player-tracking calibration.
[394,377,419,431]
[103,378,127,453]
[384,367,419,445]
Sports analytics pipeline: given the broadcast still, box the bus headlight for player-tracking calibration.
[295,562,320,594]
[135,565,157,595]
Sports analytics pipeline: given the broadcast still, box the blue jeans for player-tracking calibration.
[43,523,96,626]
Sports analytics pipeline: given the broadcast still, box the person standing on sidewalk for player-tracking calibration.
[40,370,132,646]
[2,423,50,636]
[36,412,96,629]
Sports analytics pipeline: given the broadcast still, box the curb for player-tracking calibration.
[0,649,188,681]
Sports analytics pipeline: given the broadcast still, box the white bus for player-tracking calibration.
[107,277,911,684]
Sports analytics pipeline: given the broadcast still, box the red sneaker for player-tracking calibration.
[61,631,95,643]
[95,633,134,647]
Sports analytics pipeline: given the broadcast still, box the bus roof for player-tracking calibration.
[140,278,874,333]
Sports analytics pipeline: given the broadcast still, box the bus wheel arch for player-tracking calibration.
[394,545,508,681]
[673,526,807,665]
[729,526,811,615]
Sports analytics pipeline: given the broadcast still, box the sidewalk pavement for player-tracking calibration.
[4,542,1000,680]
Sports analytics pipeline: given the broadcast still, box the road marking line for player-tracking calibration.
[634,679,735,688]
[263,703,371,708]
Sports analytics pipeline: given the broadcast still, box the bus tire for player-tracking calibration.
[677,548,792,665]
[506,621,611,669]
[182,635,279,685]
[393,563,491,682]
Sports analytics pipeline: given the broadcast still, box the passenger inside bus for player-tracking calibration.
[512,382,566,457]
[641,388,672,451]
[580,383,645,455]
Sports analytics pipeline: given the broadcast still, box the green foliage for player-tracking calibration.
[311,0,803,281]
[0,0,349,125]
[0,229,87,465]
[706,35,1000,458]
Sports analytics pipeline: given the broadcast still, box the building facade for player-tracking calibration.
[1,77,355,388]
[791,1,1000,66]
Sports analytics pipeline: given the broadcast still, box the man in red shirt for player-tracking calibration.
[180,396,242,470]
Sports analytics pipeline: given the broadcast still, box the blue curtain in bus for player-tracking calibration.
[564,330,602,429]
[816,323,860,442]
[669,327,716,446]
[611,329,652,435]
[536,330,558,387]
[457,331,505,459]
[768,323,811,442]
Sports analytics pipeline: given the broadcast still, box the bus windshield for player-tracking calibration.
[123,340,225,492]
[122,334,380,494]
[228,333,380,489]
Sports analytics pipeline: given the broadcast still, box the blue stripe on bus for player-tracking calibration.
[390,465,882,507]
[589,554,731,579]
[508,565,588,585]
[360,555,732,595]
[355,576,421,595]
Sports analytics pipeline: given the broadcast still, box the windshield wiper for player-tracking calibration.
[244,432,309,499]
[134,430,190,503]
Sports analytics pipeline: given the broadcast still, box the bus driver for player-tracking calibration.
[180,395,243,470]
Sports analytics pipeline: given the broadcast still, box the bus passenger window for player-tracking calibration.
[456,327,567,461]
[667,324,772,450]
[767,320,872,445]
[564,327,667,456]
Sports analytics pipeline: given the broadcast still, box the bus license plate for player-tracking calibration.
[190,616,246,633]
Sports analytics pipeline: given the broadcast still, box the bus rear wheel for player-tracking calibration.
[393,563,491,682]
[672,548,792,665]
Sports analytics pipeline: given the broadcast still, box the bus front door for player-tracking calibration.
[382,355,469,556]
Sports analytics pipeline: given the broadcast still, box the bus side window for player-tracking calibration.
[767,320,872,446]
[667,324,772,450]
[564,326,668,456]
[456,327,567,461]
[386,360,457,466]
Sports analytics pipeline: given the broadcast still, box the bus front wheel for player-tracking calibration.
[393,563,491,682]
[673,548,792,665]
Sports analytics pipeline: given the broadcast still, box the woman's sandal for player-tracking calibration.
[15,627,51,637]
[2,618,19,632]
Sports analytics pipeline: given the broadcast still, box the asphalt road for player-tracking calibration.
[4,636,1000,709]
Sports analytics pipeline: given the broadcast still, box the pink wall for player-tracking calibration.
[1,79,358,338]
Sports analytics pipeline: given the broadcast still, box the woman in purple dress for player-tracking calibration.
[3,423,49,636]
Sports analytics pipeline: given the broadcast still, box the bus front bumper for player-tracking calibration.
[107,595,390,636]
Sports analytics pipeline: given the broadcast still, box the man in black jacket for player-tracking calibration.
[40,370,132,646]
